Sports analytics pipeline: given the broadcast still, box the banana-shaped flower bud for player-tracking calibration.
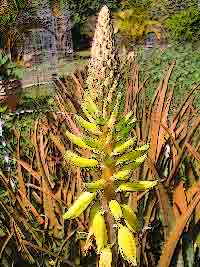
[84,202,101,252]
[109,200,123,221]
[63,192,96,220]
[65,130,90,149]
[116,144,149,165]
[75,115,101,135]
[64,150,98,168]
[118,224,137,266]
[85,179,107,192]
[121,204,140,232]
[110,169,131,181]
[99,246,112,267]
[118,154,147,170]
[93,210,108,253]
[84,136,103,151]
[112,137,137,155]
[116,181,158,192]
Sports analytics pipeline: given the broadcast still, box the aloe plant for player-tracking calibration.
[51,91,157,267]
[49,6,158,266]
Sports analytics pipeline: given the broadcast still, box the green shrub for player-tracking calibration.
[0,54,23,80]
[165,7,200,42]
[136,44,200,109]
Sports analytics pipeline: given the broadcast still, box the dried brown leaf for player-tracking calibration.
[186,143,200,161]
[159,192,200,267]
[18,160,41,182]
[166,117,200,185]
[173,182,187,220]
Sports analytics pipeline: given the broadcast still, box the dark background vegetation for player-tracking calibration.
[0,0,200,51]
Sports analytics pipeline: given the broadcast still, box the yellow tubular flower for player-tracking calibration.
[99,246,112,267]
[109,200,123,221]
[64,150,98,168]
[110,169,131,181]
[112,137,137,155]
[121,204,140,232]
[116,181,158,192]
[63,192,96,220]
[118,224,137,266]
[93,211,108,253]
[65,130,91,149]
[75,115,102,135]
[85,179,107,192]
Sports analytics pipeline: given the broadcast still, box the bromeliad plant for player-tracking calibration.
[60,92,157,266]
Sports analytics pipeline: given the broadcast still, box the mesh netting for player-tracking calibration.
[16,0,73,88]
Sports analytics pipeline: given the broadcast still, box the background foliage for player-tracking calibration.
[165,7,200,43]
[0,54,23,80]
[0,0,200,51]
[137,44,200,109]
